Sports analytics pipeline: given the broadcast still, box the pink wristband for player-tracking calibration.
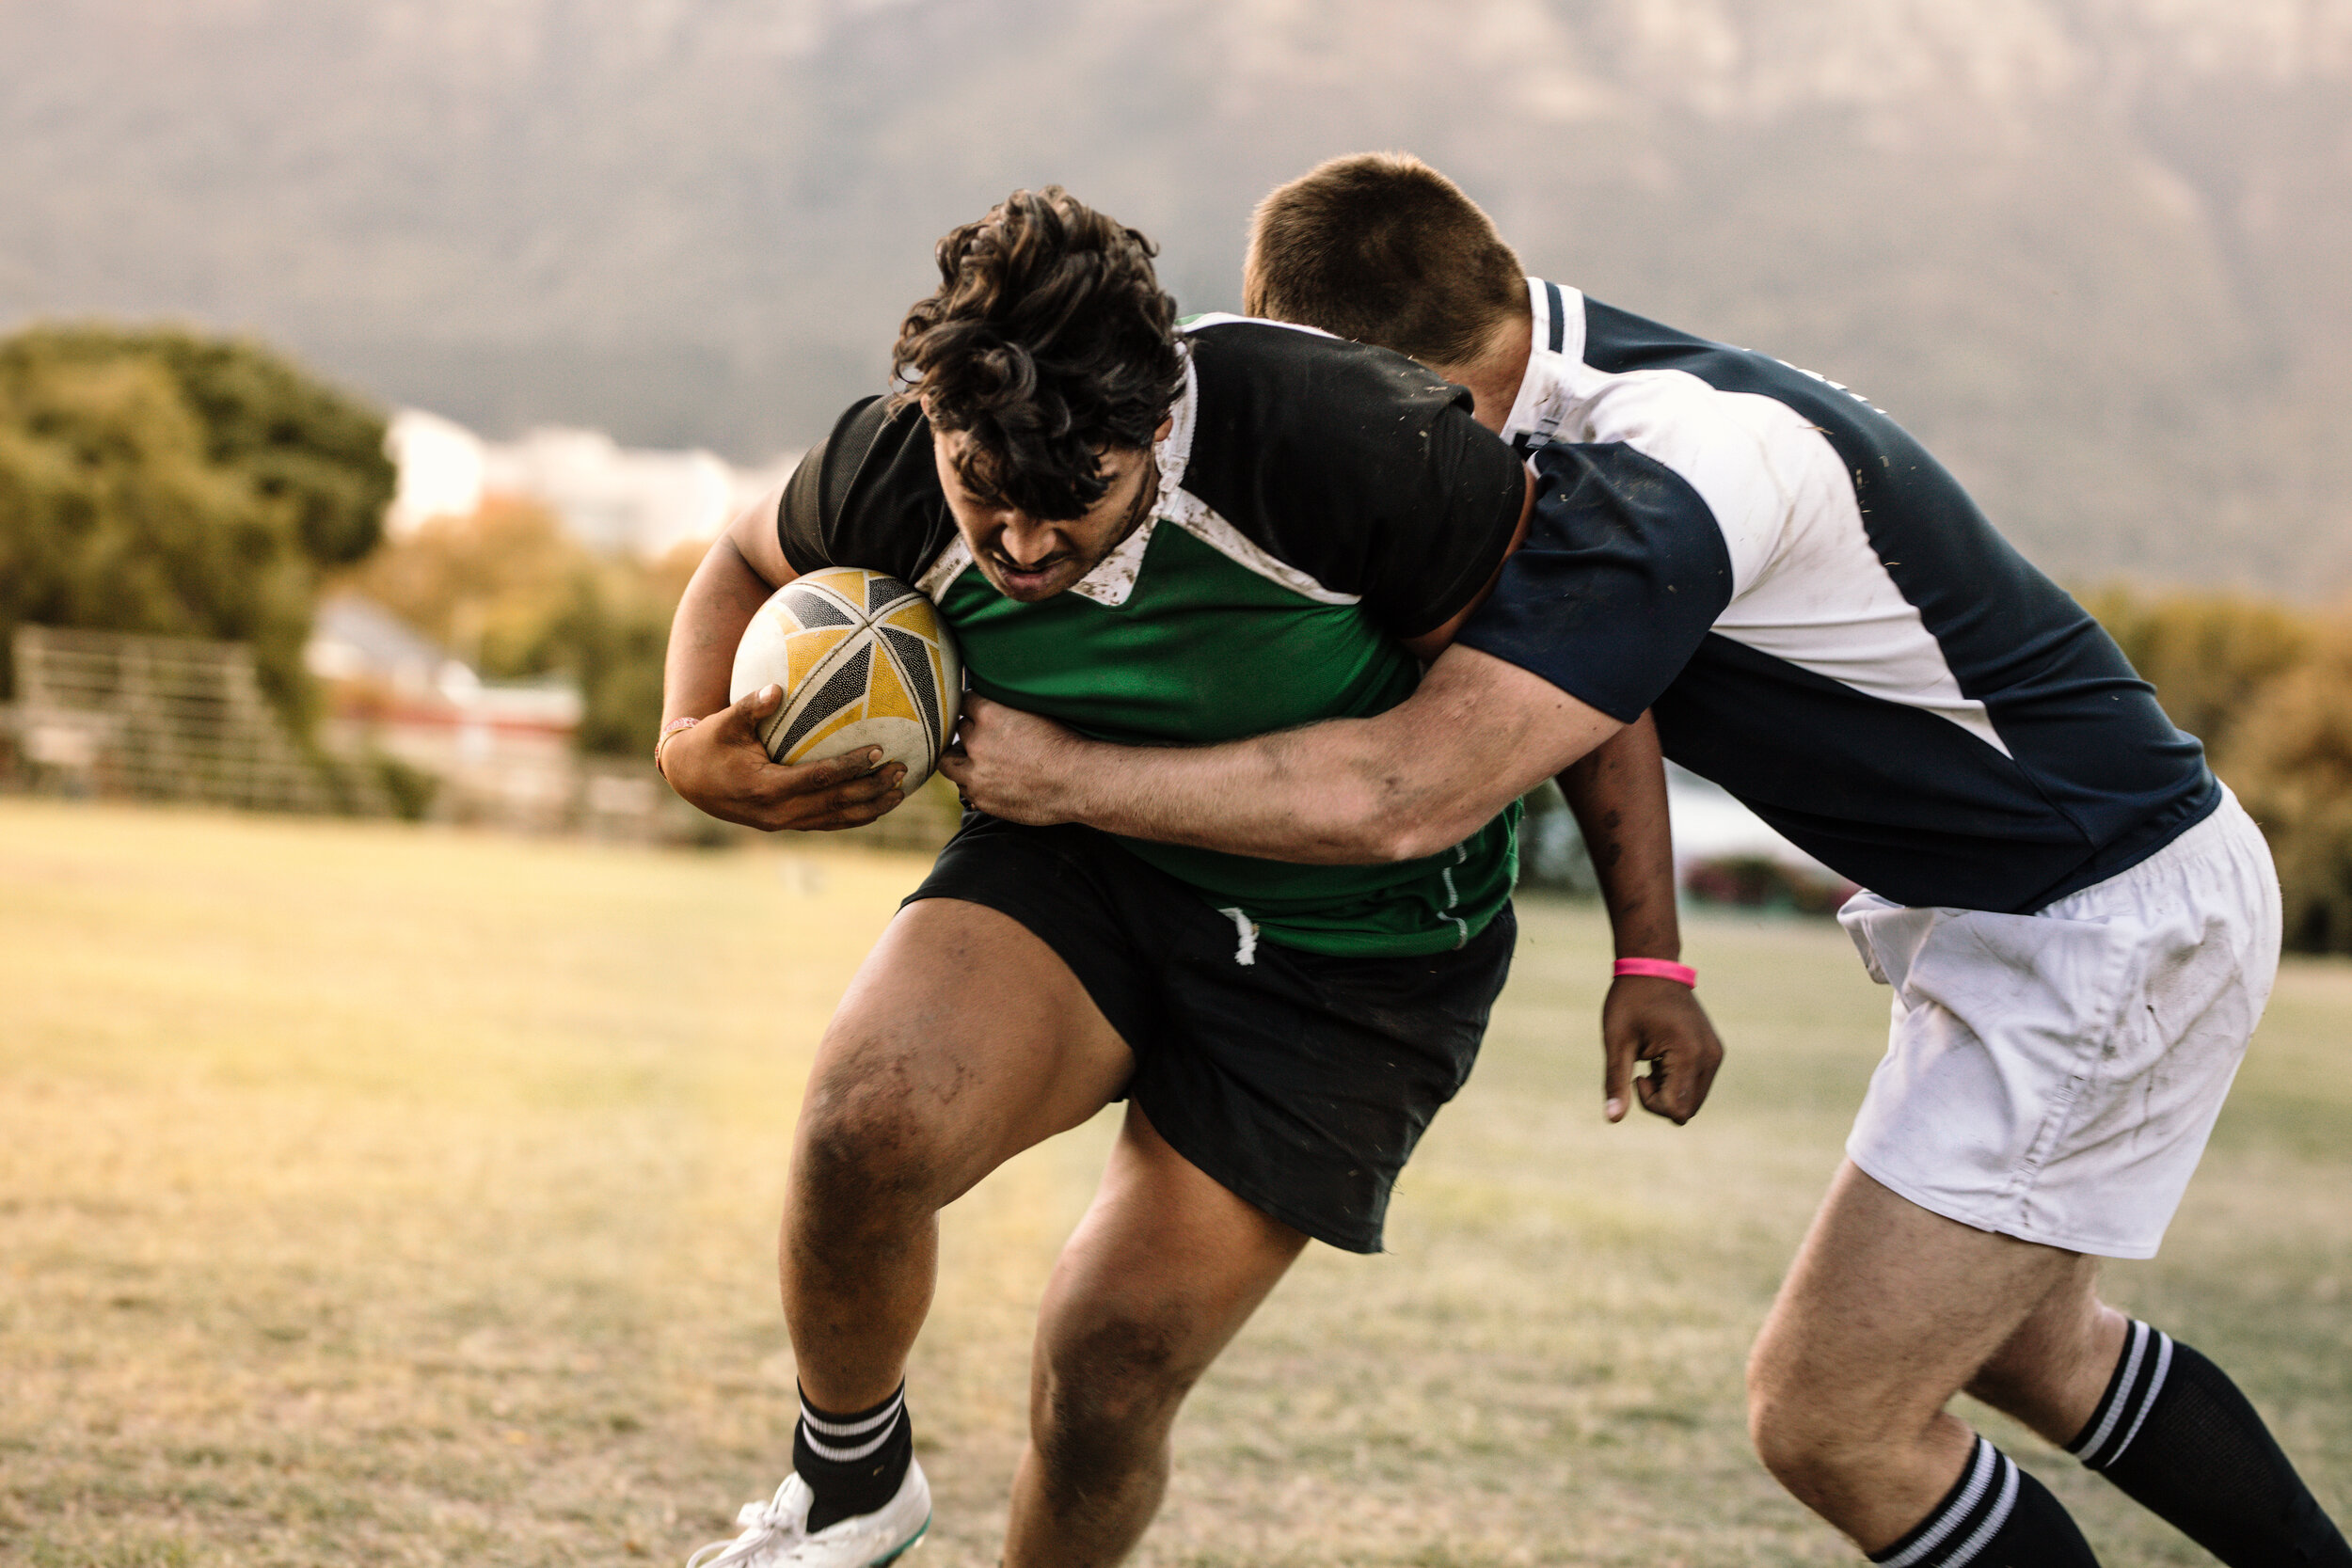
[1613,958,1696,988]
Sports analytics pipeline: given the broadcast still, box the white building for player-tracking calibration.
[384,409,798,560]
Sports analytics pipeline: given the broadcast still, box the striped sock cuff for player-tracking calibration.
[797,1384,906,1464]
[1870,1438,2022,1568]
[2067,1319,2174,1471]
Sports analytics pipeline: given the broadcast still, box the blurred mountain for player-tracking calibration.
[4,0,2346,588]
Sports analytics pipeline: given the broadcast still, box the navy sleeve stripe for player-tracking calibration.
[1457,442,1733,724]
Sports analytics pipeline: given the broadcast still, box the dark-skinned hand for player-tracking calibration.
[659,684,907,832]
[1600,974,1725,1125]
[935,693,1091,825]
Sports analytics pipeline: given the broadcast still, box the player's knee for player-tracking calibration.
[1033,1305,1199,1494]
[794,1055,953,1222]
[1747,1358,1887,1501]
[1746,1371,1810,1488]
[1745,1333,1803,1462]
[1749,1402,1885,1508]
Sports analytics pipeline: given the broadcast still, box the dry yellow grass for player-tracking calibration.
[1,798,2345,1566]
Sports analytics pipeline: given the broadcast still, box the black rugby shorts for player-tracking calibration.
[905,813,1516,1253]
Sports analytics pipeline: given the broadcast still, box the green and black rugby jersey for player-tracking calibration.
[775,317,1526,958]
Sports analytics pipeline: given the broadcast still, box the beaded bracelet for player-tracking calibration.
[653,715,700,778]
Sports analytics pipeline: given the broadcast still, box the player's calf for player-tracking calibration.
[2066,1320,2352,1567]
[1956,1273,2125,1445]
[780,1063,970,1414]
[1748,1381,2101,1567]
[1002,1105,1309,1566]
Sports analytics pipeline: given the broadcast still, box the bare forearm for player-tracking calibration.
[953,646,1624,865]
[1560,712,1681,960]
[663,535,781,724]
[1041,716,1428,863]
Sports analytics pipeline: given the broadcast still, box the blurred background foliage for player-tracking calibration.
[17,324,2352,945]
[2091,589,2352,955]
[0,322,692,762]
[0,324,393,724]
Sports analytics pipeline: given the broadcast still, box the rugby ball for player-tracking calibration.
[730,567,962,791]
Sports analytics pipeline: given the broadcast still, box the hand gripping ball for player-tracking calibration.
[729,567,963,792]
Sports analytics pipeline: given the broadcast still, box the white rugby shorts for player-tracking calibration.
[1837,788,2280,1259]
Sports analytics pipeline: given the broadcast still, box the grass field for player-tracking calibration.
[2,798,2346,1568]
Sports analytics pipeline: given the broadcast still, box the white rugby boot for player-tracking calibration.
[685,1460,930,1568]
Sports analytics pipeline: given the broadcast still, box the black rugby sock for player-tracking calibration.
[1867,1436,2100,1567]
[2069,1320,2352,1567]
[793,1381,913,1533]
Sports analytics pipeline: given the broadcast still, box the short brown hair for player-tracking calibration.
[1244,152,1527,368]
[892,187,1184,521]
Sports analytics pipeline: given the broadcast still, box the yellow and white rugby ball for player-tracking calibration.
[730,567,962,791]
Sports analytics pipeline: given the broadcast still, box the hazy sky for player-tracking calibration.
[5,0,2348,587]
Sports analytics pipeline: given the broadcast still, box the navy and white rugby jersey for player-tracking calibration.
[1457,278,2218,914]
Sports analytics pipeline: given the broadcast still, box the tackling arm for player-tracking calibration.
[946,643,1621,862]
[946,666,1726,1124]
[944,461,1598,858]
[1559,714,1724,1124]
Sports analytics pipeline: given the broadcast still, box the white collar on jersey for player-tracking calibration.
[1150,342,1201,506]
[1499,277,1588,453]
[1056,345,1199,606]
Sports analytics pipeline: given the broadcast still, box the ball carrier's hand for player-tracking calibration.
[662,684,908,832]
[1600,974,1724,1125]
[937,693,1094,825]
[657,486,909,832]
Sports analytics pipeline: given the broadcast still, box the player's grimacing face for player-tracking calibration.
[930,422,1168,604]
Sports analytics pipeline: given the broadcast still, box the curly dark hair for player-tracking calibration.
[892,187,1184,521]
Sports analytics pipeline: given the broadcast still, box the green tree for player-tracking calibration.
[2216,630,2352,953]
[2080,584,2312,759]
[0,325,394,722]
[2088,585,2352,953]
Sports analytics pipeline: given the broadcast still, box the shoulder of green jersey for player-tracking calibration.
[1089,350,1360,609]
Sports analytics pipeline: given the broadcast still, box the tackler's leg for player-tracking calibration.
[1748,1163,2106,1566]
